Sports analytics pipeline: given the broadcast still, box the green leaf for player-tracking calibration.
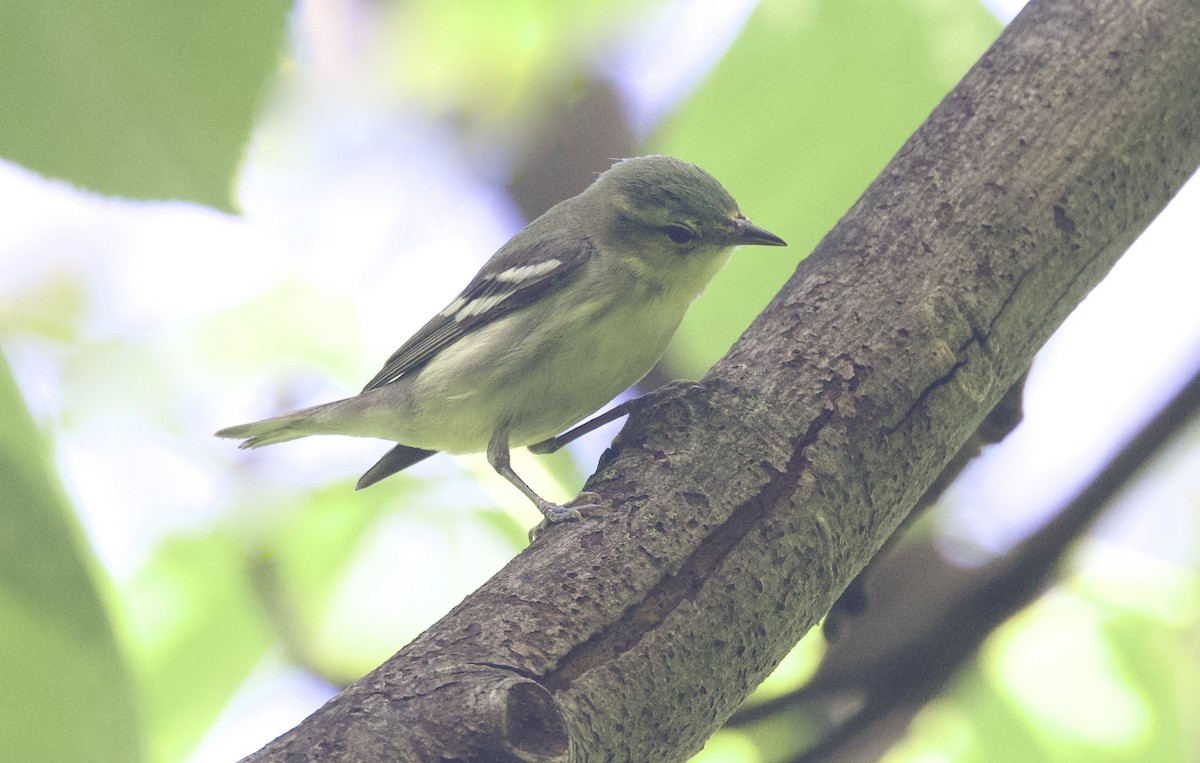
[1101,609,1197,762]
[119,533,274,763]
[0,351,142,762]
[381,0,652,126]
[0,0,290,211]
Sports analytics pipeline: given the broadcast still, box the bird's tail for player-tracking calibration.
[215,399,347,449]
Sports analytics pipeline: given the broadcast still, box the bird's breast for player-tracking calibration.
[404,282,688,451]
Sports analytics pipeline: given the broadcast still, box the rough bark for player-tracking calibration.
[726,364,1200,761]
[245,0,1200,760]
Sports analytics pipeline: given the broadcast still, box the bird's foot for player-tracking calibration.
[528,492,602,541]
[655,379,705,401]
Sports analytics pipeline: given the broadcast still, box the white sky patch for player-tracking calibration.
[185,658,336,763]
[980,0,1030,23]
[0,162,286,331]
[605,0,761,136]
[58,423,224,581]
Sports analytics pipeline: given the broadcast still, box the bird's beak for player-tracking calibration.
[732,216,787,247]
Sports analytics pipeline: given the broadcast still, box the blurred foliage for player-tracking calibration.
[121,533,273,763]
[0,352,141,761]
[1,0,1198,762]
[888,568,1200,763]
[380,0,648,127]
[0,0,289,211]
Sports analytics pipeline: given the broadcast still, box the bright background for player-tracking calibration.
[1,0,1198,761]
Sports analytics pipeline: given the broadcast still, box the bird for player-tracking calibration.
[216,155,786,527]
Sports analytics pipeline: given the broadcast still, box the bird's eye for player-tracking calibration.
[665,225,697,245]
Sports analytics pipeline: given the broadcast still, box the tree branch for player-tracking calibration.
[245,0,1200,760]
[725,356,1200,761]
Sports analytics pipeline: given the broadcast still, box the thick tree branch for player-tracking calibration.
[726,356,1200,761]
[821,372,1027,642]
[246,0,1200,760]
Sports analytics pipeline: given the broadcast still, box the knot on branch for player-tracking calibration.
[491,678,569,762]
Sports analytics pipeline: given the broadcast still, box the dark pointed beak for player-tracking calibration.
[732,216,787,247]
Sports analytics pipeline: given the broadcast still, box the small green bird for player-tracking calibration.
[217,155,785,526]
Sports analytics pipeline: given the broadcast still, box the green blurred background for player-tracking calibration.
[1,0,1198,761]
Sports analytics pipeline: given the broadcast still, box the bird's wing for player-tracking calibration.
[361,233,595,392]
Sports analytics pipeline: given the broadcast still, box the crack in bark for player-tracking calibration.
[884,337,975,436]
[468,661,538,680]
[987,266,1030,338]
[1042,225,1124,330]
[542,407,835,693]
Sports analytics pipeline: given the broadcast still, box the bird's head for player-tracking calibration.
[583,155,786,291]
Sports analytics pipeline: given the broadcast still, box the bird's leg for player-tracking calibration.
[528,380,705,455]
[487,428,588,524]
[527,400,638,455]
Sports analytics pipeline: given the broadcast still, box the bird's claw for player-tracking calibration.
[658,379,705,399]
[528,492,602,541]
[542,503,584,523]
